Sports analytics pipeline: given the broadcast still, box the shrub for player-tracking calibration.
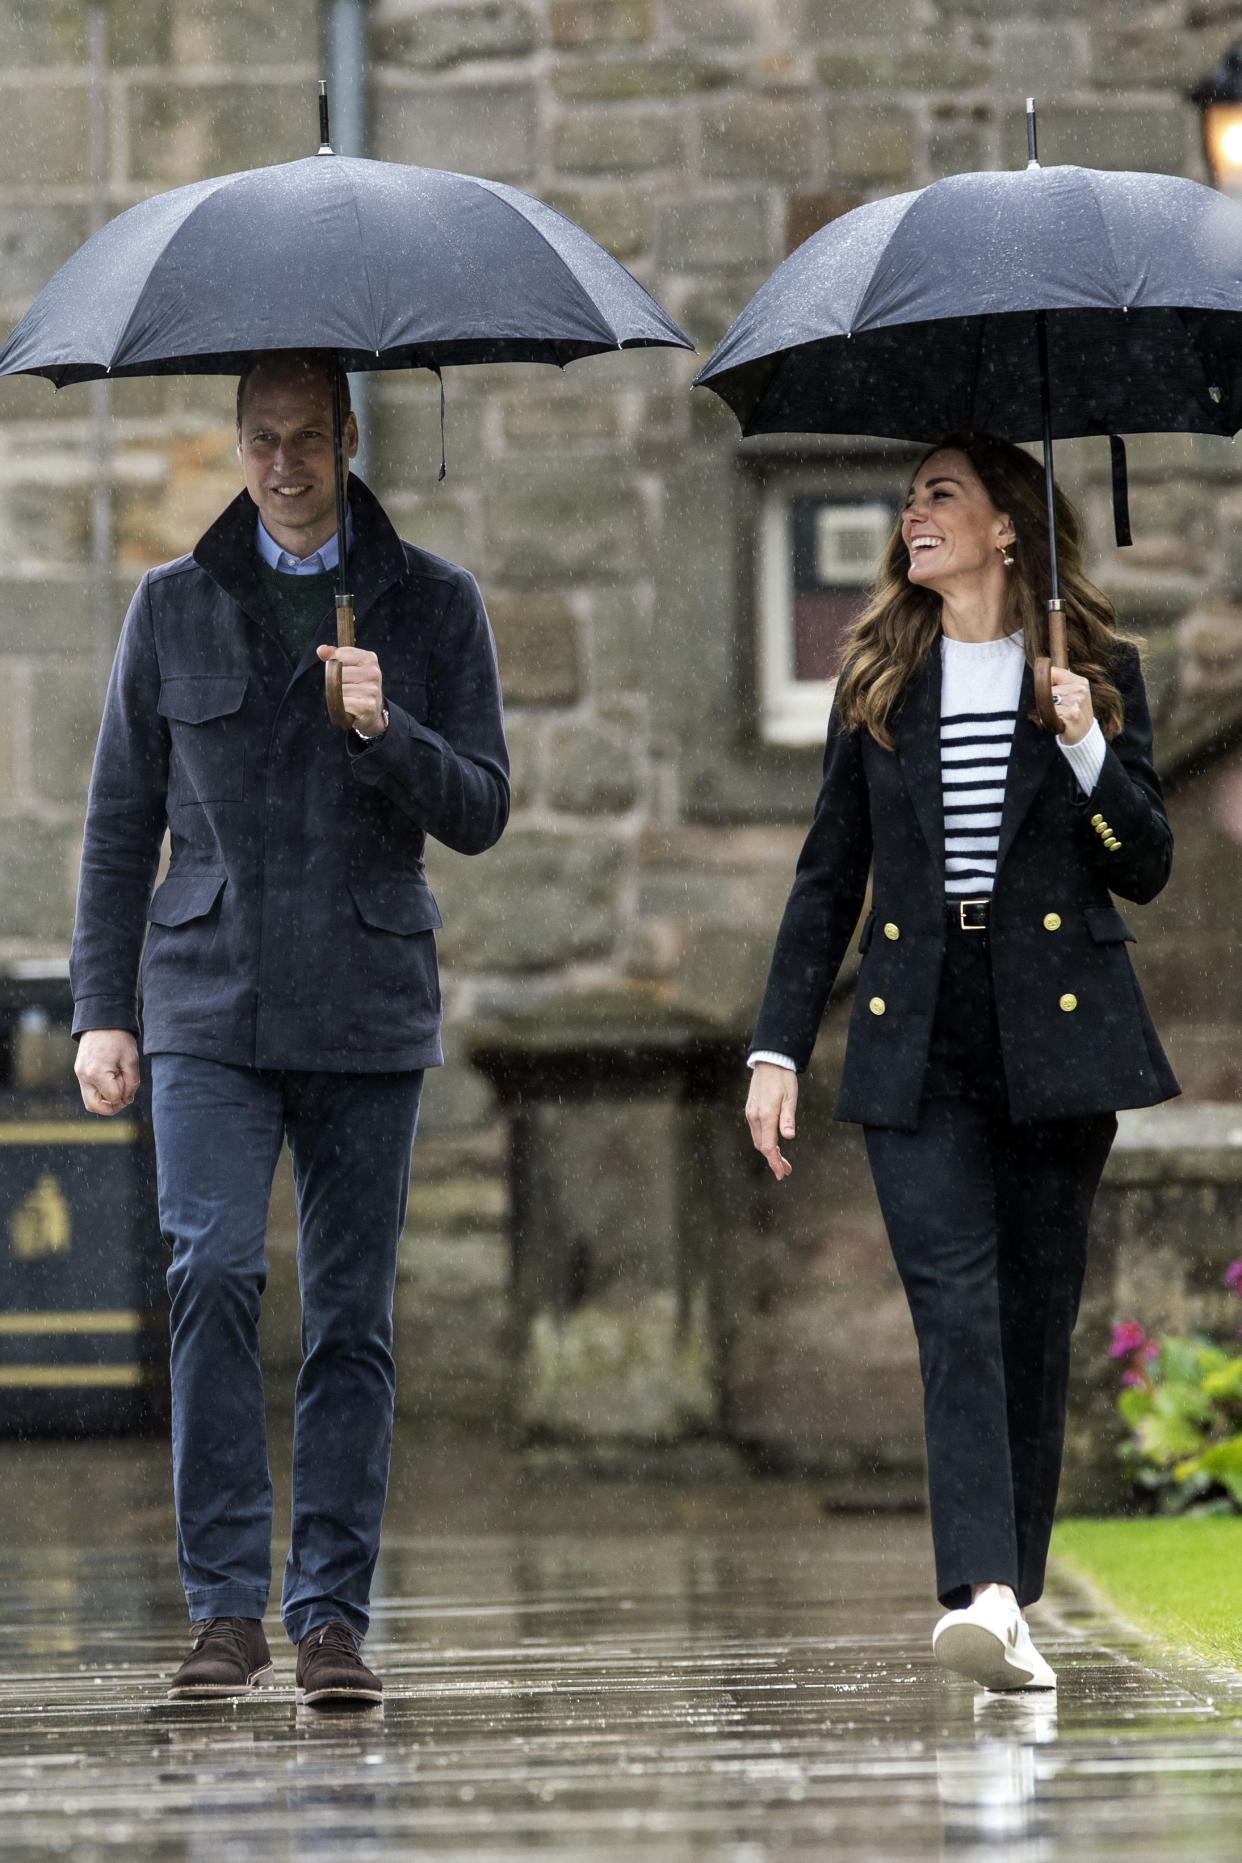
[1110,1260,1242,1514]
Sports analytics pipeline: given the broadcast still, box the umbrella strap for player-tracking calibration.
[433,367,446,482]
[1110,435,1132,549]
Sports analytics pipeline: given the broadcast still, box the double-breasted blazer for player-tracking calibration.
[751,640,1178,1130]
[70,475,509,1074]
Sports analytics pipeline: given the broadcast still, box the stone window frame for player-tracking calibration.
[723,441,915,806]
[756,474,898,747]
[657,437,917,828]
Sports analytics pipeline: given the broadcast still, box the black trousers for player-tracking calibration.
[864,918,1115,1611]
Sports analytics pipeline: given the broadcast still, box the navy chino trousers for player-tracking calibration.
[864,921,1115,1612]
[150,1054,423,1644]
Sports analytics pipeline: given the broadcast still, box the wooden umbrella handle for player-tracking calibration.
[1033,603,1067,735]
[324,596,355,731]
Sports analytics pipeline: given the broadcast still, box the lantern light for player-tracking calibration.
[1190,40,1242,194]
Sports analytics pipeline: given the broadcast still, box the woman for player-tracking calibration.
[745,433,1177,1691]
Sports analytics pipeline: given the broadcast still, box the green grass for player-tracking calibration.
[1053,1517,1242,1668]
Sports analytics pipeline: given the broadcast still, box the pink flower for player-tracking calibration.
[1110,1320,1148,1360]
[1226,1259,1242,1293]
[1110,1320,1158,1392]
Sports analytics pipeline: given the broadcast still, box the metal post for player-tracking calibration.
[1035,311,1060,607]
[323,365,356,730]
[329,0,371,480]
[1026,100,1066,670]
[1035,309,1066,671]
[88,3,113,709]
[331,366,351,612]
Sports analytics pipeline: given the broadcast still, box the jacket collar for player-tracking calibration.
[894,646,943,878]
[192,473,407,640]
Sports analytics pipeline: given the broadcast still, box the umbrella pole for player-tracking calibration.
[1032,308,1067,735]
[324,359,355,730]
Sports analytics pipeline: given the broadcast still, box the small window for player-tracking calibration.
[758,485,895,746]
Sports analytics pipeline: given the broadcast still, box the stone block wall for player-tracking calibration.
[4,0,1242,1449]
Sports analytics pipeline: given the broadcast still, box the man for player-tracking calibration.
[71,351,509,1707]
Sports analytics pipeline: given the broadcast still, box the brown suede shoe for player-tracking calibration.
[296,1620,383,1709]
[167,1617,274,1699]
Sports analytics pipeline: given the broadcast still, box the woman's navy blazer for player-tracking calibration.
[70,475,509,1073]
[751,641,1179,1130]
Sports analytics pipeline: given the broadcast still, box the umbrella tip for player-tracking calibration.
[317,78,334,157]
[1025,96,1040,169]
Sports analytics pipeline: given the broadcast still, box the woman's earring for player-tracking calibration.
[998,540,1015,568]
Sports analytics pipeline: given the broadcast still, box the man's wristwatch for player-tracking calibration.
[353,707,389,743]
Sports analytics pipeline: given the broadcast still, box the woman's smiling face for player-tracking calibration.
[900,448,1014,592]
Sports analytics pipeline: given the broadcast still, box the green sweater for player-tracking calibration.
[254,556,338,663]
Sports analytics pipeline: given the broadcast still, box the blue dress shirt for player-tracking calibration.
[256,511,354,575]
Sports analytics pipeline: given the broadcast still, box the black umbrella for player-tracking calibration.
[695,101,1242,728]
[0,85,691,726]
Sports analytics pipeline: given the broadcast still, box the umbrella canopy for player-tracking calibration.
[0,130,690,730]
[697,141,1242,733]
[0,153,689,384]
[695,162,1242,443]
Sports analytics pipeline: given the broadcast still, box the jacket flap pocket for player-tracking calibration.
[1084,904,1136,944]
[147,872,226,927]
[349,879,443,935]
[158,676,248,725]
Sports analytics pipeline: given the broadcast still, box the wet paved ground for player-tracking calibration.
[1,1432,1242,1859]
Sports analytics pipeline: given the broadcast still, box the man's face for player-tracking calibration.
[236,364,357,557]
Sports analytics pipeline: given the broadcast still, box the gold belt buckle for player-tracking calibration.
[959,899,989,931]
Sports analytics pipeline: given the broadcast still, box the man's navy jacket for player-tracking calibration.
[70,475,509,1073]
[751,643,1179,1129]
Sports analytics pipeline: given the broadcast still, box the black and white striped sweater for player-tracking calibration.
[940,631,1103,896]
[940,632,1023,897]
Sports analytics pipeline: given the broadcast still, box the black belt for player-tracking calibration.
[946,897,990,931]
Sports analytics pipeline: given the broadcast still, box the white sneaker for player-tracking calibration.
[932,1593,1057,1691]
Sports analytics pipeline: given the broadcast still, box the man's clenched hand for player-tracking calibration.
[75,1028,141,1116]
[316,644,386,737]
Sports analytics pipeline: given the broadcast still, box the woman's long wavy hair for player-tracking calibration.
[834,433,1127,749]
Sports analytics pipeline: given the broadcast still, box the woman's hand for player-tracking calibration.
[745,1062,799,1180]
[1050,665,1094,745]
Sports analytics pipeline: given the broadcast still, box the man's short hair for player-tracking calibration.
[236,351,352,426]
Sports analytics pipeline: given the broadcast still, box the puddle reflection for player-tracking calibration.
[0,1438,1241,1857]
[937,1736,1042,1848]
[938,1697,1057,1856]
